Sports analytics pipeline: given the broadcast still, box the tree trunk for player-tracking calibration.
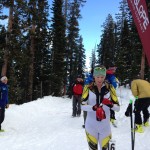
[28,2,36,101]
[64,0,68,20]
[140,49,145,79]
[1,0,14,76]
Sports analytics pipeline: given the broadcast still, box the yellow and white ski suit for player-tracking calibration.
[81,83,120,150]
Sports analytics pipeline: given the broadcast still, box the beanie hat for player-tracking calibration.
[1,76,8,81]
[93,66,106,77]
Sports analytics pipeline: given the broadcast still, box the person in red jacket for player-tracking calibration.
[72,75,83,117]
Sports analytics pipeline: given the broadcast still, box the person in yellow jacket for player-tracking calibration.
[81,65,120,150]
[131,78,150,133]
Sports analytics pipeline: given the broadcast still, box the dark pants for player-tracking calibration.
[110,109,116,120]
[0,108,5,130]
[83,111,87,124]
[72,95,81,116]
[134,98,150,125]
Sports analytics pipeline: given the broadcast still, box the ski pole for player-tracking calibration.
[132,96,138,149]
[129,99,134,150]
[133,115,136,150]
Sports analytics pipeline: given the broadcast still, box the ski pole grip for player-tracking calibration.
[129,99,133,104]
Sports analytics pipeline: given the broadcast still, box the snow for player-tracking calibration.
[0,86,150,150]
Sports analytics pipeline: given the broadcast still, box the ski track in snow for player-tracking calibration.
[0,87,150,150]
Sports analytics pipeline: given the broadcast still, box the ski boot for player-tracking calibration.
[144,121,150,127]
[0,129,5,132]
[135,124,144,133]
[110,119,117,127]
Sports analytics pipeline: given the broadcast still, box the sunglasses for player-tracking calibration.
[94,67,106,71]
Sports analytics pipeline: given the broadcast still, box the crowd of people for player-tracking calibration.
[1,64,150,150]
[70,64,150,150]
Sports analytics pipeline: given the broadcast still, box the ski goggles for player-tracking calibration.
[93,67,106,77]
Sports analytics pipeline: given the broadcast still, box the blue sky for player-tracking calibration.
[79,0,121,66]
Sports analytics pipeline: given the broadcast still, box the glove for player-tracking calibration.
[92,104,99,111]
[6,104,9,109]
[96,106,106,121]
[102,98,113,108]
[125,104,132,117]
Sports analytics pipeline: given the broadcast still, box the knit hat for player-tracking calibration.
[1,76,8,81]
[93,66,106,77]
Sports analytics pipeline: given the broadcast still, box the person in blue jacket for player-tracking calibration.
[0,76,9,132]
[82,73,94,128]
[106,66,118,89]
[106,65,118,127]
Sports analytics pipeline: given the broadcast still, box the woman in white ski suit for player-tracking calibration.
[81,65,120,150]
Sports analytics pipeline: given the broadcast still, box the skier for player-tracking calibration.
[106,65,118,89]
[106,64,119,127]
[72,75,83,117]
[130,77,150,133]
[0,76,9,132]
[82,73,93,128]
[81,65,120,150]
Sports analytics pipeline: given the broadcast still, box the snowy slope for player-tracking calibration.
[0,86,150,150]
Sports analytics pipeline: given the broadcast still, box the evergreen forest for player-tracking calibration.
[0,0,150,104]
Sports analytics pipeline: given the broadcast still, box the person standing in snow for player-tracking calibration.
[106,65,118,89]
[106,64,119,127]
[82,73,94,128]
[72,75,84,117]
[130,77,150,133]
[0,76,9,132]
[81,65,120,150]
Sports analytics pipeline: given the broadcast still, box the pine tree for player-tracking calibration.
[115,0,143,84]
[8,0,30,104]
[90,46,96,69]
[50,0,66,96]
[76,35,86,76]
[116,19,131,84]
[1,0,14,76]
[97,14,116,67]
[33,0,50,99]
[67,0,85,95]
[0,26,6,66]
